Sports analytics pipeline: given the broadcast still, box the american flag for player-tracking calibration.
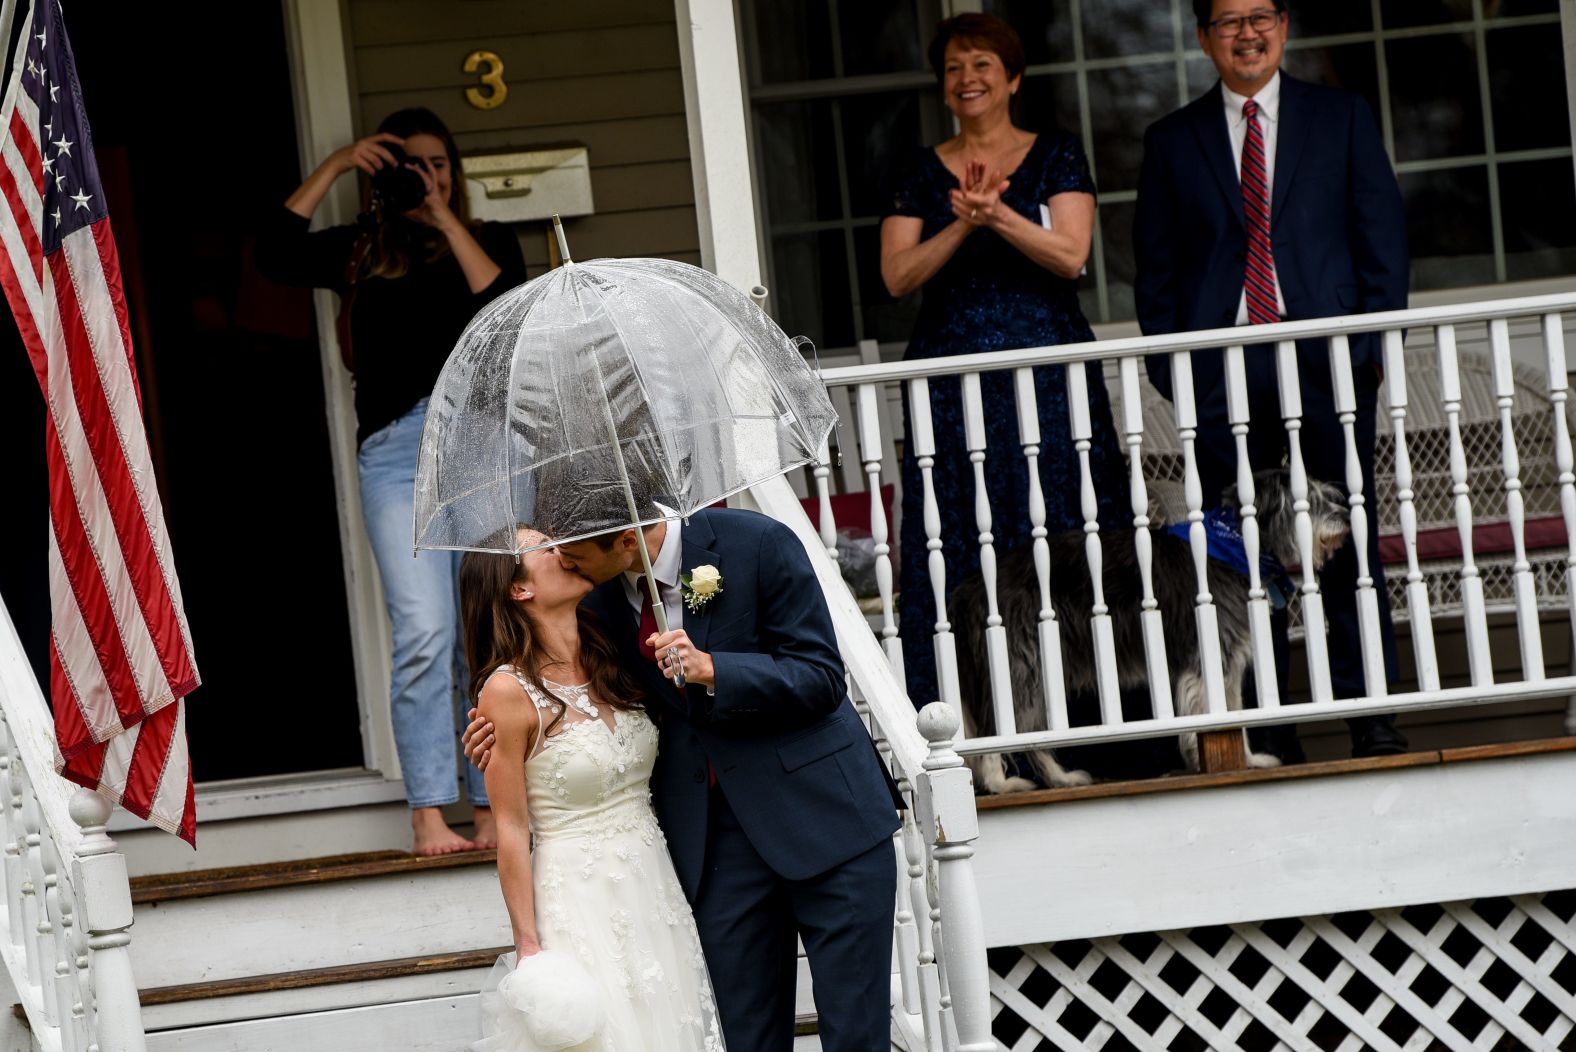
[0,0,199,843]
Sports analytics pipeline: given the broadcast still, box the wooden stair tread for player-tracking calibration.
[138,947,510,1006]
[976,735,1576,811]
[131,847,498,904]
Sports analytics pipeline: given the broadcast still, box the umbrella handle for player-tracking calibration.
[666,645,686,690]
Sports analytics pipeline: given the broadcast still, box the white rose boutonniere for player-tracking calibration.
[681,565,723,613]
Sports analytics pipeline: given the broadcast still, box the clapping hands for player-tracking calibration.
[949,160,1010,229]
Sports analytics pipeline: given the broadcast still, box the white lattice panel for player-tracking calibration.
[986,889,1576,1052]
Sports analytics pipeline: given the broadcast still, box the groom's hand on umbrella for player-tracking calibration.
[463,708,495,772]
[648,629,714,689]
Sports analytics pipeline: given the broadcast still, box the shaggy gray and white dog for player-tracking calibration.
[950,470,1350,793]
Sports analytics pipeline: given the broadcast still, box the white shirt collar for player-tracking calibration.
[622,506,682,591]
[1223,70,1281,126]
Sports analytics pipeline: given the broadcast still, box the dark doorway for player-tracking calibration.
[0,4,363,780]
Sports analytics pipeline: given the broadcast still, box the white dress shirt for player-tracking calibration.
[1222,71,1287,324]
[620,511,685,635]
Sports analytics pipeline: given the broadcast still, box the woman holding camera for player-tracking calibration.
[257,107,526,855]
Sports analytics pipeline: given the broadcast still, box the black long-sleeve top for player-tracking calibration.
[255,206,528,446]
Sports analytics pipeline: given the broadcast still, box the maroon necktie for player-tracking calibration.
[1241,98,1279,325]
[635,576,658,663]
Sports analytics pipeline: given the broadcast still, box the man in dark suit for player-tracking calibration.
[1133,0,1409,759]
[468,505,900,1051]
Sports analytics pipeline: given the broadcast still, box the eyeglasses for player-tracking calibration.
[1208,10,1282,37]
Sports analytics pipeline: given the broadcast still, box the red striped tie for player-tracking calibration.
[1241,98,1279,325]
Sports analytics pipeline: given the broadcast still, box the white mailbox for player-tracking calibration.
[462,147,594,225]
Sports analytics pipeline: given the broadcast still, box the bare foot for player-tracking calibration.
[472,807,498,851]
[411,807,476,856]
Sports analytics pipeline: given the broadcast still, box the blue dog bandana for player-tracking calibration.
[1165,508,1294,609]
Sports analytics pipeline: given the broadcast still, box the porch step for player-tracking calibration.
[132,848,823,1042]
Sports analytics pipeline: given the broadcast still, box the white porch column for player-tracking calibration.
[673,0,764,291]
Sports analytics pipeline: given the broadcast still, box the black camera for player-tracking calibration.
[370,143,428,215]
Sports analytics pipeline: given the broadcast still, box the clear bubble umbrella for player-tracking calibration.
[413,219,836,679]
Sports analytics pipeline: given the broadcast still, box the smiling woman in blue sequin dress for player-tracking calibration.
[879,13,1125,716]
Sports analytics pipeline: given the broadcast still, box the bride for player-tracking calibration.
[460,529,725,1051]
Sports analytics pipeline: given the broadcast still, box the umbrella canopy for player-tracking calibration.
[413,255,836,556]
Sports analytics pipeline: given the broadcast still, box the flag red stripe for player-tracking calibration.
[8,108,43,196]
[47,246,194,694]
[0,208,47,387]
[91,223,144,413]
[43,443,148,730]
[0,142,43,282]
[119,709,173,818]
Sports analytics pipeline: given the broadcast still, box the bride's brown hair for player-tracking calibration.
[460,549,644,741]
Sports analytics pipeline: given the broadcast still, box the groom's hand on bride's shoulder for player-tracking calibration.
[463,708,495,772]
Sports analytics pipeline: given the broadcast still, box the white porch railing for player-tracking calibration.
[741,478,997,1051]
[0,602,147,1051]
[805,292,1576,761]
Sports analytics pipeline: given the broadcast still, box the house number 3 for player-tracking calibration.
[464,50,507,110]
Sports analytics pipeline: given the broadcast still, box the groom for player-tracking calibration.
[465,502,901,1050]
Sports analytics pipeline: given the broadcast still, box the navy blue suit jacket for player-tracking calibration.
[1134,74,1408,407]
[583,508,900,901]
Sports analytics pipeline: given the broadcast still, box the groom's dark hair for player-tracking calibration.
[582,502,664,551]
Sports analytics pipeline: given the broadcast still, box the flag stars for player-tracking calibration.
[51,207,61,226]
[51,136,71,157]
[36,29,46,49]
[54,172,64,191]
[70,189,91,211]
[41,154,54,174]
[25,58,37,79]
[48,82,58,103]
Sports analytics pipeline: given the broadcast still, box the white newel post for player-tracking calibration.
[915,703,992,1052]
[69,791,146,1052]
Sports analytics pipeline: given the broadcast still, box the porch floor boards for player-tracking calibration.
[974,735,1576,810]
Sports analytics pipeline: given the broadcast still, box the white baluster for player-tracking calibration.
[901,802,943,1050]
[915,704,991,1051]
[1438,324,1493,686]
[1490,318,1545,681]
[908,378,964,718]
[19,778,45,1004]
[1118,359,1172,719]
[70,791,147,1052]
[1277,339,1334,703]
[44,838,79,1051]
[813,434,838,563]
[1171,350,1228,712]
[1542,314,1576,720]
[960,373,1015,734]
[1014,367,1072,729]
[1330,334,1388,697]
[1068,361,1121,723]
[891,780,920,1020]
[0,721,24,946]
[1224,343,1278,709]
[38,837,66,1037]
[858,383,903,678]
[1383,330,1439,692]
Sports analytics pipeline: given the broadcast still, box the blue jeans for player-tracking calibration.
[357,399,488,809]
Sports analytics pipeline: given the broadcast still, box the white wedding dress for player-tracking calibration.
[475,668,725,1052]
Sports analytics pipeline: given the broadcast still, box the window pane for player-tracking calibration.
[1488,0,1557,14]
[1097,199,1138,323]
[1291,2,1373,36]
[771,231,855,348]
[1386,34,1485,162]
[1487,24,1571,152]
[1016,72,1081,152]
[1088,61,1179,193]
[984,0,1076,65]
[854,224,921,345]
[754,101,842,224]
[1082,0,1174,60]
[839,1,927,77]
[1379,0,1473,29]
[841,91,930,218]
[1282,43,1381,123]
[1402,166,1496,288]
[1499,158,1576,281]
[746,0,835,84]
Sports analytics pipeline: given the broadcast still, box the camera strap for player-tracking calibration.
[336,231,374,373]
